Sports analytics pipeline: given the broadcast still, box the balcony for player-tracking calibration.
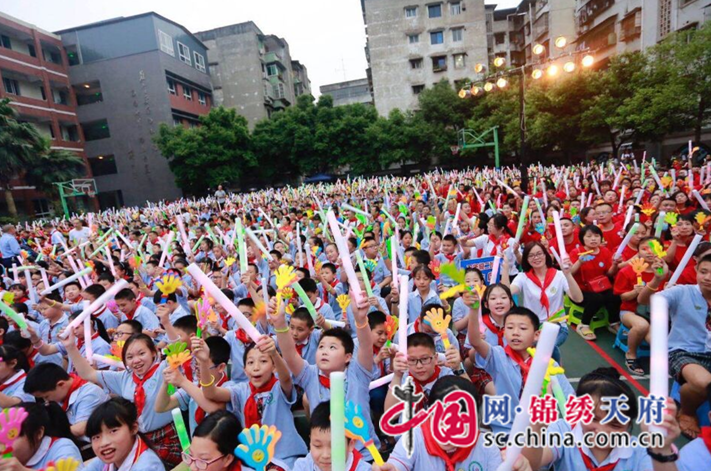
[264,52,284,65]
[577,0,615,30]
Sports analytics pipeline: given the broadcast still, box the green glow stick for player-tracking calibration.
[96,227,114,244]
[292,282,319,321]
[355,252,374,298]
[330,372,346,471]
[171,408,191,452]
[550,376,567,415]
[514,196,530,242]
[0,301,28,330]
[191,235,205,254]
[88,238,112,258]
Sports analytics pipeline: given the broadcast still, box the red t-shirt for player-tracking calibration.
[570,246,613,291]
[677,261,697,285]
[613,265,665,312]
[601,222,624,253]
[564,238,582,256]
[620,244,638,262]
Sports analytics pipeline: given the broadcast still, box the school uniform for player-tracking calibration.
[120,304,160,331]
[387,425,502,471]
[546,420,652,471]
[55,333,112,372]
[169,304,191,324]
[406,290,442,325]
[225,379,307,467]
[369,256,392,285]
[677,429,711,471]
[294,362,379,461]
[72,303,119,331]
[25,436,84,471]
[399,366,453,406]
[277,330,321,365]
[59,378,109,429]
[37,314,68,366]
[292,451,371,471]
[471,234,519,275]
[311,297,335,321]
[225,329,251,382]
[475,345,574,433]
[175,374,233,433]
[83,438,165,471]
[318,280,346,318]
[450,297,470,337]
[344,296,389,338]
[0,370,34,402]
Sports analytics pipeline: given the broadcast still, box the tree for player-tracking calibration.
[154,107,255,194]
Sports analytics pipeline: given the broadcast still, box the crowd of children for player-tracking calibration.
[0,161,709,470]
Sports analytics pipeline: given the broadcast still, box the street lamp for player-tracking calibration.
[531,69,543,80]
[471,85,482,96]
[475,63,486,73]
[493,57,506,68]
[563,61,576,73]
[554,36,567,49]
[533,44,546,55]
[582,55,595,67]
[547,64,559,77]
[484,82,494,92]
[496,77,508,88]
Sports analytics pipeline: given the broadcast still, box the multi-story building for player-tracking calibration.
[57,12,213,208]
[195,23,310,128]
[320,78,374,107]
[361,0,489,116]
[0,11,90,217]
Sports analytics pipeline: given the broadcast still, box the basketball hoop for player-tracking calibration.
[451,145,460,155]
[87,189,96,198]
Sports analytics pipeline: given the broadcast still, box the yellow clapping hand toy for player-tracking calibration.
[629,257,649,285]
[423,307,452,349]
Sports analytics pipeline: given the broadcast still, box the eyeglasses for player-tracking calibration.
[182,452,225,470]
[407,356,434,367]
[528,252,546,259]
[113,331,132,340]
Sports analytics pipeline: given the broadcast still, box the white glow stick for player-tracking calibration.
[11,264,18,284]
[390,236,398,271]
[613,223,640,260]
[92,354,123,369]
[622,205,634,232]
[40,268,50,292]
[514,196,530,243]
[245,228,274,260]
[105,246,116,277]
[497,322,561,471]
[654,211,667,238]
[612,168,622,190]
[296,223,303,268]
[176,215,190,250]
[41,267,93,295]
[328,320,346,328]
[187,263,261,341]
[369,373,394,390]
[60,280,128,338]
[552,210,568,260]
[84,317,94,365]
[668,233,703,286]
[342,203,370,218]
[261,275,269,308]
[490,256,502,284]
[692,190,710,211]
[326,211,364,303]
[24,268,37,303]
[635,188,645,205]
[649,294,669,436]
[159,231,174,268]
[550,246,563,267]
[618,186,626,213]
[587,193,594,207]
[236,220,248,274]
[398,274,409,353]
[305,243,315,276]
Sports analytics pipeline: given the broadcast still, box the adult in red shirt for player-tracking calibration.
[665,213,698,271]
[561,217,581,256]
[595,202,624,252]
[569,225,621,341]
[677,241,711,284]
[613,236,668,375]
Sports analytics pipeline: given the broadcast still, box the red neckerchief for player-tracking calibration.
[61,374,88,411]
[0,372,26,392]
[132,363,160,416]
[92,305,107,319]
[482,315,505,346]
[412,366,441,411]
[413,318,422,333]
[373,346,386,377]
[295,341,307,358]
[66,295,83,304]
[76,332,99,351]
[124,304,139,321]
[702,426,711,454]
[182,358,194,382]
[323,280,339,304]
[443,253,456,262]
[318,374,330,389]
[525,268,557,315]
[129,438,150,467]
[487,235,509,256]
[27,348,39,368]
[219,312,230,330]
[235,329,252,345]
[135,293,145,304]
[578,448,618,471]
[504,346,532,384]
[243,376,278,428]
[17,296,28,304]
[194,374,227,424]
[348,450,364,471]
[422,416,476,471]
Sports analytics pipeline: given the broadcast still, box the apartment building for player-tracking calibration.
[361,0,489,116]
[0,12,90,217]
[320,78,374,107]
[195,23,310,128]
[57,12,213,207]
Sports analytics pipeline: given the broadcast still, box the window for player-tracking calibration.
[81,119,110,141]
[88,155,118,177]
[432,55,447,72]
[412,85,425,95]
[194,52,206,72]
[167,78,176,95]
[178,42,191,65]
[159,30,174,56]
[173,117,182,127]
[408,34,420,44]
[61,125,80,142]
[198,91,207,105]
[452,28,463,42]
[52,89,69,105]
[28,44,36,58]
[43,49,61,64]
[454,53,466,69]
[274,83,285,99]
[1,35,11,49]
[3,78,19,95]
[40,86,46,101]
[405,6,418,17]
[410,58,423,69]
[428,4,442,18]
[450,2,462,15]
[183,85,192,100]
[430,31,444,45]
[266,64,279,76]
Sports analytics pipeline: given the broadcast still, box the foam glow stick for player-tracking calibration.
[246,228,274,261]
[24,269,37,304]
[292,282,319,320]
[327,320,346,328]
[0,300,28,330]
[654,211,667,238]
[613,223,640,260]
[326,211,364,303]
[187,263,260,341]
[490,256,502,285]
[83,317,94,365]
[172,408,191,451]
[39,268,50,292]
[497,322,561,471]
[105,246,116,277]
[88,237,112,258]
[692,190,710,211]
[514,196,530,243]
[668,233,703,286]
[60,280,128,338]
[236,220,248,274]
[91,354,122,369]
[12,265,38,272]
[541,179,548,207]
[40,268,93,295]
[330,372,346,471]
[11,264,18,284]
[261,275,269,308]
[453,202,461,229]
[398,274,409,353]
[355,252,374,298]
[342,203,370,218]
[369,373,394,390]
[158,232,174,268]
[552,210,567,260]
[296,223,304,267]
[176,215,190,250]
[649,295,669,436]
[191,235,205,254]
[612,168,622,190]
[618,186,626,213]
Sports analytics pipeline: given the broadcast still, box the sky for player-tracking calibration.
[2,0,520,96]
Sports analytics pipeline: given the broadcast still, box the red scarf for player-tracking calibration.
[235,329,252,345]
[422,417,475,471]
[318,374,330,389]
[132,363,160,416]
[443,253,456,262]
[525,268,557,315]
[412,366,440,411]
[27,348,39,369]
[578,448,618,471]
[16,296,29,304]
[0,372,26,392]
[504,346,532,385]
[373,346,386,377]
[182,358,193,382]
[243,376,278,428]
[488,235,509,256]
[76,332,99,351]
[413,318,422,333]
[124,304,139,321]
[61,374,88,411]
[702,426,711,454]
[295,341,307,358]
[348,450,363,471]
[482,315,505,346]
[194,374,227,424]
[323,280,339,304]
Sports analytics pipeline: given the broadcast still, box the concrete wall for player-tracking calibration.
[363,0,489,116]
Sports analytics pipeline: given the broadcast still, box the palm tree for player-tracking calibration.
[26,147,88,197]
